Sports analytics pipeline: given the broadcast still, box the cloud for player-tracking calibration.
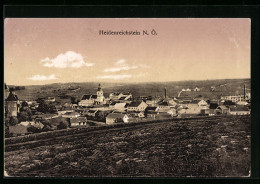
[115,59,126,65]
[103,59,142,73]
[97,74,132,80]
[40,51,94,68]
[104,66,138,72]
[28,74,57,81]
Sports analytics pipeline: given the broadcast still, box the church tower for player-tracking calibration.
[6,91,19,117]
[96,83,104,104]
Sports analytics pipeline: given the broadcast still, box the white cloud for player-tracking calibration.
[115,59,126,65]
[28,74,57,81]
[104,66,138,72]
[40,51,94,68]
[103,59,142,73]
[97,74,132,80]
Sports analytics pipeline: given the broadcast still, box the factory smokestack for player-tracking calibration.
[165,87,167,98]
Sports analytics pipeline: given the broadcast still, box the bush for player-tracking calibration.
[9,117,19,126]
[57,121,69,130]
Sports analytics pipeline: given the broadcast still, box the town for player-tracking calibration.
[4,82,251,137]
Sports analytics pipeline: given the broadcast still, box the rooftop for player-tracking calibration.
[128,101,143,107]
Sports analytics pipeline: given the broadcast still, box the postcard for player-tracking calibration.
[4,18,251,177]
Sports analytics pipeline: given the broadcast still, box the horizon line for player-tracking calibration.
[5,77,251,87]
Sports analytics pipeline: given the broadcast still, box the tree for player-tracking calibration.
[18,111,29,122]
[9,117,18,126]
[18,108,32,122]
[21,101,29,108]
[37,101,57,114]
[57,121,69,129]
[42,125,52,132]
[27,126,41,133]
[40,119,51,126]
[223,100,236,106]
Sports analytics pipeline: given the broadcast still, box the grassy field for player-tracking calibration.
[4,115,250,177]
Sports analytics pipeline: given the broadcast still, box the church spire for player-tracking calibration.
[97,83,102,91]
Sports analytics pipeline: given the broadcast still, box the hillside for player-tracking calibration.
[7,78,251,102]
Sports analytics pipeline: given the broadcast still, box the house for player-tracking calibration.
[185,104,201,114]
[200,107,210,115]
[157,101,171,112]
[166,109,177,116]
[61,111,81,118]
[190,99,208,106]
[229,105,250,115]
[194,87,200,91]
[236,101,249,106]
[20,121,44,129]
[176,96,192,106]
[145,106,159,117]
[145,106,159,112]
[129,111,145,118]
[109,102,117,109]
[221,93,251,103]
[58,108,75,115]
[106,113,129,124]
[146,97,162,107]
[45,97,55,103]
[78,94,96,107]
[109,92,132,101]
[86,110,100,119]
[113,102,127,111]
[176,105,187,115]
[210,100,219,109]
[178,101,190,108]
[109,92,121,100]
[69,117,88,127]
[180,100,208,115]
[55,104,63,111]
[215,105,229,115]
[127,101,148,112]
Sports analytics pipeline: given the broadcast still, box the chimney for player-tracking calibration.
[244,84,246,100]
[164,87,167,98]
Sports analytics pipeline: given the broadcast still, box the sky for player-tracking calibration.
[4,18,250,85]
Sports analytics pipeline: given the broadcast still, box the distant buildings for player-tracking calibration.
[127,101,148,112]
[194,87,200,91]
[79,84,105,107]
[106,113,129,124]
[221,93,251,103]
[69,117,88,127]
[229,106,250,115]
[4,82,252,138]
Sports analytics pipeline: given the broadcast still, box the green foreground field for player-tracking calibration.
[4,115,250,177]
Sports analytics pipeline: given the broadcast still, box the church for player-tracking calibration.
[78,84,105,107]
